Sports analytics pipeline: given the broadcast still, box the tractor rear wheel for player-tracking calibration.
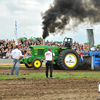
[32,58,42,69]
[25,62,32,68]
[58,49,80,70]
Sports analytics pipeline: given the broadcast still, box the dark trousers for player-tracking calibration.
[46,61,53,77]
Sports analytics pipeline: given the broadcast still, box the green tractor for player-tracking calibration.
[20,37,80,70]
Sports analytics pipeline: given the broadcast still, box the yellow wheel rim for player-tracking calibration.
[34,60,41,68]
[27,63,32,67]
[64,53,77,68]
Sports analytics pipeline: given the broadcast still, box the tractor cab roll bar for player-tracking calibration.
[63,37,73,47]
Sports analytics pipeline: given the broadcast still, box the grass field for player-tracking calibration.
[0,71,100,80]
[0,65,100,80]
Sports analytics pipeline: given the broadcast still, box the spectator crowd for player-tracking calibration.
[72,41,99,62]
[0,38,99,60]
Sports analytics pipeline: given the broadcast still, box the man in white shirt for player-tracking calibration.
[10,45,22,75]
[45,48,55,78]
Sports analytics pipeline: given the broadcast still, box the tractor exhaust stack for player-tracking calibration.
[43,39,45,46]
[87,29,94,50]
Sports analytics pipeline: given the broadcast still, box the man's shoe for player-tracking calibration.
[10,74,13,75]
[46,77,48,78]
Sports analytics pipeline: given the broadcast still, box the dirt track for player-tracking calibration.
[0,67,100,100]
[0,66,100,75]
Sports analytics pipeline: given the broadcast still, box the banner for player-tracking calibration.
[15,21,18,45]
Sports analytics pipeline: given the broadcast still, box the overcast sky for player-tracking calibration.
[0,0,100,45]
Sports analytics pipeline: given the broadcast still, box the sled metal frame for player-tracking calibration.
[89,51,100,70]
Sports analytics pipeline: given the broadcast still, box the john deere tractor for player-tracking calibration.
[21,37,80,70]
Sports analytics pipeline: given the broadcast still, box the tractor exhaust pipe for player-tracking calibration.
[43,39,45,46]
[87,29,94,50]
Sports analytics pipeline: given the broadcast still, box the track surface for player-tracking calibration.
[0,67,100,100]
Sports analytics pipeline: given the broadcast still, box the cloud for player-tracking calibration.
[0,0,100,45]
[6,2,27,13]
[0,0,54,40]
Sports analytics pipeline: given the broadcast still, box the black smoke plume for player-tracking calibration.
[42,0,100,39]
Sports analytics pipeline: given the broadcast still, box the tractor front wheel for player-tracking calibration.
[32,58,42,69]
[25,62,32,68]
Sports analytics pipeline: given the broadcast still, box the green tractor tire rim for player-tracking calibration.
[34,60,41,68]
[64,53,77,68]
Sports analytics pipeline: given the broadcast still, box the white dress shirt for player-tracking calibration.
[11,49,22,59]
[45,51,55,61]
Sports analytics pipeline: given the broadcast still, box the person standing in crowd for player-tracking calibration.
[45,48,55,78]
[1,49,6,59]
[0,50,2,58]
[6,49,11,59]
[10,45,22,75]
